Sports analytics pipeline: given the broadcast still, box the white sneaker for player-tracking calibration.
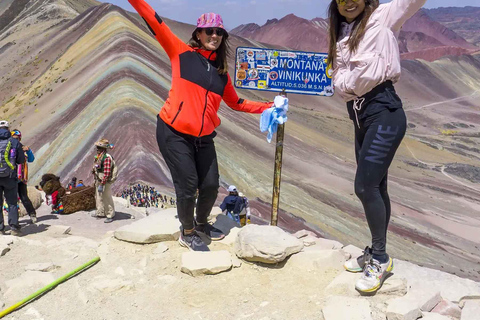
[355,257,393,295]
[344,246,372,273]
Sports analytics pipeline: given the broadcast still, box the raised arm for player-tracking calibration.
[128,0,189,59]
[382,0,427,32]
[222,75,273,113]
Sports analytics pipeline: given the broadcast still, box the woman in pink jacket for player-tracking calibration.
[327,0,426,294]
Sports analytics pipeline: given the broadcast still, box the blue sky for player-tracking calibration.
[110,0,480,30]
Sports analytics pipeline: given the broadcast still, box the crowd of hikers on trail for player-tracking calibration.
[120,184,176,208]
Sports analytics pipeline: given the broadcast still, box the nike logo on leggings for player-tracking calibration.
[365,125,399,164]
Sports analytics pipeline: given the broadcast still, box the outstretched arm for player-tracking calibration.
[222,75,273,113]
[128,0,189,59]
[382,0,427,32]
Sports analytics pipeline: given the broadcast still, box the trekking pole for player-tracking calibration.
[0,256,100,318]
[271,89,287,226]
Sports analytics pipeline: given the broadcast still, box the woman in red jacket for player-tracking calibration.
[128,0,273,251]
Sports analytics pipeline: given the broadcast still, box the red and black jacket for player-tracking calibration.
[129,0,273,137]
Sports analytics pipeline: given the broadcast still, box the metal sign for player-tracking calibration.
[234,47,333,96]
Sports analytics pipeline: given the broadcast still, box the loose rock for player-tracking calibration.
[181,250,232,277]
[235,225,304,264]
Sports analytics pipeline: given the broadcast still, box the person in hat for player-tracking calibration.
[0,121,25,236]
[76,180,85,187]
[326,0,425,294]
[128,0,275,251]
[10,129,37,223]
[92,139,117,223]
[219,185,244,225]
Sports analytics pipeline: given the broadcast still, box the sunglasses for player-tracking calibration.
[203,28,225,37]
[336,0,359,6]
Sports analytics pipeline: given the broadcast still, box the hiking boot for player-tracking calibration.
[10,229,22,237]
[178,229,209,252]
[355,257,394,295]
[344,246,372,273]
[30,215,37,224]
[104,218,113,223]
[195,222,225,241]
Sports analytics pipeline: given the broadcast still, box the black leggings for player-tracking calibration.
[18,181,36,217]
[156,116,219,230]
[353,108,406,257]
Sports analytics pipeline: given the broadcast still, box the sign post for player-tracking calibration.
[234,47,333,226]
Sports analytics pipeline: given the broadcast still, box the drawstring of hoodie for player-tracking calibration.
[353,97,365,129]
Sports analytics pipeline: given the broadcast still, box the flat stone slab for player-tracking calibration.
[181,250,232,277]
[293,229,317,239]
[386,297,422,320]
[324,271,361,296]
[459,296,480,308]
[235,225,304,264]
[114,211,180,244]
[288,250,347,272]
[25,262,58,272]
[421,313,451,320]
[461,301,480,320]
[380,278,408,296]
[218,226,241,246]
[394,260,480,303]
[431,299,461,319]
[322,296,373,320]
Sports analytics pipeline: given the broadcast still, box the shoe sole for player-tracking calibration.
[344,265,363,273]
[178,237,193,251]
[195,230,225,241]
[355,258,394,295]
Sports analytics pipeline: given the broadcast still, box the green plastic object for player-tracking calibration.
[0,256,101,318]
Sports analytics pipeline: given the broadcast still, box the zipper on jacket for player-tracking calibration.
[198,52,215,137]
[171,101,183,125]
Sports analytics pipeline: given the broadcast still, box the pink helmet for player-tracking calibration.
[196,13,225,29]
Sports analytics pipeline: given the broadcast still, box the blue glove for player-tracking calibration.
[260,96,289,143]
[98,185,104,193]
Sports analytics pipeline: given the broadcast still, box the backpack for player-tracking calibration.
[0,138,17,178]
[106,154,118,183]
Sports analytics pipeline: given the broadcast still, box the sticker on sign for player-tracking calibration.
[234,47,333,96]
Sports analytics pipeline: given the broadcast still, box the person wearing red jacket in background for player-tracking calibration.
[128,0,273,251]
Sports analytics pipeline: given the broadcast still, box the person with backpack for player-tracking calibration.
[237,192,251,226]
[67,177,77,190]
[219,185,245,225]
[91,139,117,223]
[128,0,275,251]
[10,129,37,224]
[327,0,426,294]
[0,121,25,236]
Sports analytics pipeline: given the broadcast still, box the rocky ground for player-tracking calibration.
[0,197,479,320]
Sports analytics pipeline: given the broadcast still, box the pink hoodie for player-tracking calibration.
[333,0,427,102]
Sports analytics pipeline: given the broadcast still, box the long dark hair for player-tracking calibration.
[188,28,230,75]
[327,0,379,66]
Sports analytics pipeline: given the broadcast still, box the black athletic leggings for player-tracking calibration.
[349,86,406,257]
[156,116,219,230]
[18,181,36,217]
